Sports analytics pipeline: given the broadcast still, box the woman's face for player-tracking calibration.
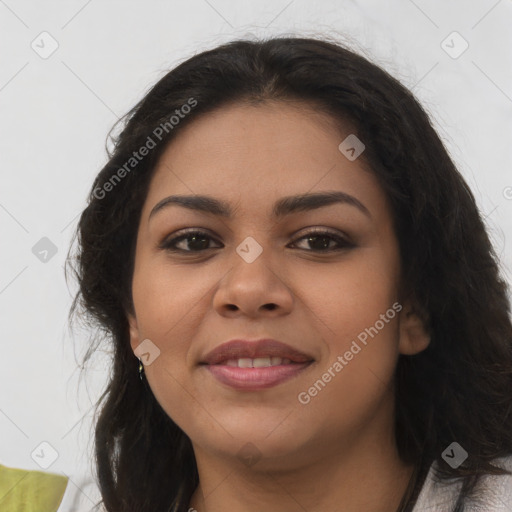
[128,101,429,470]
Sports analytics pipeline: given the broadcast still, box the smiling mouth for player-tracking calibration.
[199,338,315,390]
[201,357,314,390]
[213,356,298,367]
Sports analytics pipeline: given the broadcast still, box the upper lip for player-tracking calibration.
[200,339,314,365]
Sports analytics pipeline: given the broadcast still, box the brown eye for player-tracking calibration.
[159,227,354,255]
[159,230,222,253]
[289,229,354,252]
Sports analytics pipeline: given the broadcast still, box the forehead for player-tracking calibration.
[141,101,387,220]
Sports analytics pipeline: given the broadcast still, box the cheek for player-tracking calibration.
[299,247,400,344]
[294,249,401,418]
[130,258,207,406]
[296,272,401,440]
[131,254,209,340]
[131,261,205,431]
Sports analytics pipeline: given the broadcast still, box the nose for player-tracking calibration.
[212,248,293,318]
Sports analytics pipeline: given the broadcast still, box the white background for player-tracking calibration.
[1,0,511,508]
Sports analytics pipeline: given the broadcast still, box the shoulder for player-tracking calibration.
[469,455,512,511]
[413,455,512,512]
[57,472,102,512]
[0,463,68,511]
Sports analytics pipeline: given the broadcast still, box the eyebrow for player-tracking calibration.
[148,191,371,222]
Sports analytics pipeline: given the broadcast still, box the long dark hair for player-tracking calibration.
[66,36,512,512]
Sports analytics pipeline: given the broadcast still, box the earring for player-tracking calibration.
[138,357,145,381]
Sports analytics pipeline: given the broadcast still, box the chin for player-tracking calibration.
[193,421,315,471]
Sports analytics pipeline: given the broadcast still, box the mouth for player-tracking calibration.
[199,338,315,390]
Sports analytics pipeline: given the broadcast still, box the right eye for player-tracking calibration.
[159,229,223,253]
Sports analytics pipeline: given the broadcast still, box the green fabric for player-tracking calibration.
[0,463,68,512]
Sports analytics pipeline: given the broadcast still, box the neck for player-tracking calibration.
[188,419,415,512]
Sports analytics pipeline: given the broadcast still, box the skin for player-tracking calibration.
[127,100,431,512]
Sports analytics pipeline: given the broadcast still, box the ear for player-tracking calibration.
[397,300,431,356]
[127,312,141,354]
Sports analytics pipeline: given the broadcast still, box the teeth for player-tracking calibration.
[253,357,271,367]
[222,357,294,367]
[238,358,252,368]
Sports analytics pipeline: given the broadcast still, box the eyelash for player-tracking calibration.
[158,227,354,254]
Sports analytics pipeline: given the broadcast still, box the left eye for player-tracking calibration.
[159,229,353,253]
[289,229,354,252]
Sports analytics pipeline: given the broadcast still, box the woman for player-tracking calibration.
[66,36,512,511]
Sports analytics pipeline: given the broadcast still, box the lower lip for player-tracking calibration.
[204,362,313,390]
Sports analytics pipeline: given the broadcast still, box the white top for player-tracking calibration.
[413,455,512,511]
[57,474,101,512]
[55,456,512,512]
